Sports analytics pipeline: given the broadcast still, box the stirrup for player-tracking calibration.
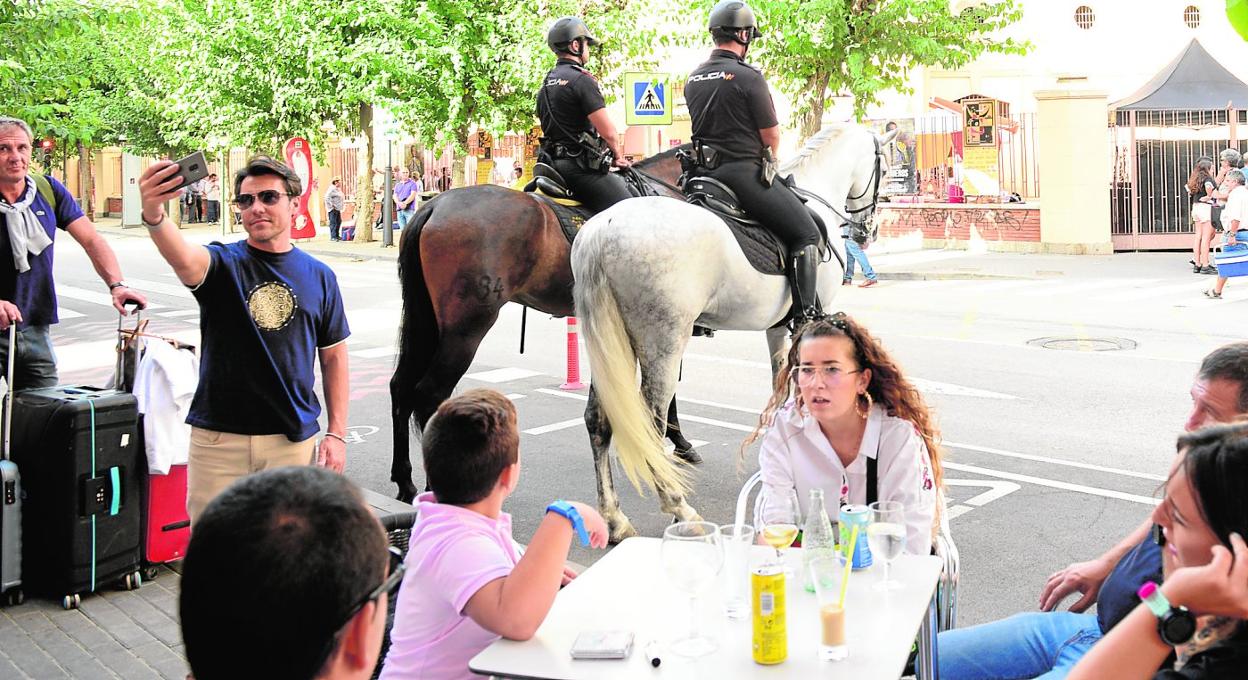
[692,325,716,338]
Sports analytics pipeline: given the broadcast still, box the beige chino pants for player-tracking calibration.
[187,427,316,522]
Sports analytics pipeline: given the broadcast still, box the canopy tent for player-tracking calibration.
[1113,39,1248,111]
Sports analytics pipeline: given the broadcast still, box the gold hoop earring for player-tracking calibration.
[855,391,873,418]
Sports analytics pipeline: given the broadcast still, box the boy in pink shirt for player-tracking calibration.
[378,389,608,679]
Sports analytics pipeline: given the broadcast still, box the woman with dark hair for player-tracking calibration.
[744,313,944,555]
[1069,422,1248,679]
[1189,158,1218,274]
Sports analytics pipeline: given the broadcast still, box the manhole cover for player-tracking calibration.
[1027,336,1137,352]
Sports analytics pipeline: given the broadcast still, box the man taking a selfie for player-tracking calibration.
[137,154,350,521]
[0,116,147,389]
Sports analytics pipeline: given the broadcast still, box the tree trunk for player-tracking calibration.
[357,103,376,243]
[798,71,832,140]
[77,142,93,219]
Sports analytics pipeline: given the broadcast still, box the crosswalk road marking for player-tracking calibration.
[126,277,194,299]
[57,307,85,319]
[156,310,200,318]
[350,346,395,359]
[522,418,584,435]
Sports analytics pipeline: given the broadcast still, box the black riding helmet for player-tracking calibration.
[547,16,599,57]
[708,0,762,45]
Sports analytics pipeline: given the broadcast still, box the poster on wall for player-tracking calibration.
[962,146,1001,196]
[283,137,316,239]
[962,98,996,147]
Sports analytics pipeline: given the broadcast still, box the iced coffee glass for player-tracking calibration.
[808,555,848,661]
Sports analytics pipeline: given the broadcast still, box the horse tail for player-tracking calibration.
[394,200,440,399]
[390,200,439,494]
[573,228,689,497]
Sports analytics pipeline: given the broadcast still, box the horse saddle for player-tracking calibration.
[682,176,830,277]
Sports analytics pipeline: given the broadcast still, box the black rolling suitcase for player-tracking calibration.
[1,325,23,606]
[10,385,144,609]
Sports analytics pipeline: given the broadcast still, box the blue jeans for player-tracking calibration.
[844,238,877,281]
[397,208,415,231]
[0,325,58,391]
[938,612,1102,680]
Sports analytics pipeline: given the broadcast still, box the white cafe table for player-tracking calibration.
[470,537,942,679]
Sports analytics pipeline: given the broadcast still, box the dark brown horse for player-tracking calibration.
[389,148,690,501]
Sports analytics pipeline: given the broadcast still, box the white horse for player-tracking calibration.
[571,123,895,541]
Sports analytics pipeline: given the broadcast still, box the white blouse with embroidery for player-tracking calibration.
[757,399,943,555]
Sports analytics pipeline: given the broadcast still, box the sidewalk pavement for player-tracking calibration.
[0,565,187,679]
[90,215,1193,283]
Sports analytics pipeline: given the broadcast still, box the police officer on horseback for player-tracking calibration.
[537,17,634,213]
[684,0,825,323]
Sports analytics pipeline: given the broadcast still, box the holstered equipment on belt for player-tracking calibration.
[759,148,778,187]
[538,133,613,174]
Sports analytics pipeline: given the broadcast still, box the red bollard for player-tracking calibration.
[560,317,586,390]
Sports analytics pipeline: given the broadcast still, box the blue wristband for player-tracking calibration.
[546,500,590,547]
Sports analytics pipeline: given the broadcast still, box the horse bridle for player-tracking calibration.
[840,134,884,229]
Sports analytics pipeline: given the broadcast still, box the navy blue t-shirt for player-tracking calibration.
[1097,533,1164,632]
[0,176,85,328]
[188,241,350,441]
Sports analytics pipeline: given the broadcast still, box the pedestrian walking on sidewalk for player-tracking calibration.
[0,116,147,389]
[325,177,345,242]
[138,154,351,522]
[842,221,879,288]
[1206,169,1248,300]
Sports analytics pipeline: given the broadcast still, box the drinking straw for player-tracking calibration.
[838,525,859,608]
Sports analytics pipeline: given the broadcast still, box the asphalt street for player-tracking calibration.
[48,231,1248,629]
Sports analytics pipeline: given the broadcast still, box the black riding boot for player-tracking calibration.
[788,244,824,327]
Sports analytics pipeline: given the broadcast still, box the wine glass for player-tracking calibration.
[661,521,724,657]
[755,487,802,570]
[867,500,906,591]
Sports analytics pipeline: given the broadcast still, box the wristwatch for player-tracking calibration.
[1138,581,1197,646]
[546,500,590,547]
[108,281,127,291]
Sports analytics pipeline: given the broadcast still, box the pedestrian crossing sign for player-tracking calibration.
[625,72,672,125]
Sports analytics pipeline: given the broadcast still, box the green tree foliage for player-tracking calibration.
[717,0,1027,136]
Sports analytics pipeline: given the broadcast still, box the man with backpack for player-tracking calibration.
[0,116,147,390]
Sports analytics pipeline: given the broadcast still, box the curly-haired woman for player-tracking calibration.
[744,313,944,555]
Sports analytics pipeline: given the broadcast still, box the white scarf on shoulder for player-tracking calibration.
[0,177,54,273]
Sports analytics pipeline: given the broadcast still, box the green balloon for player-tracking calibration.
[1232,0,1248,40]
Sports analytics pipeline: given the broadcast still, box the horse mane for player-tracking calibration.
[778,123,861,176]
[635,143,692,168]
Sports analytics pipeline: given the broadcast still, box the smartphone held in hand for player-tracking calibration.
[170,150,209,190]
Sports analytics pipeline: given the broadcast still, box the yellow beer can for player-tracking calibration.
[751,564,787,664]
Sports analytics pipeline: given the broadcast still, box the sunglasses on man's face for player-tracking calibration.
[231,190,293,209]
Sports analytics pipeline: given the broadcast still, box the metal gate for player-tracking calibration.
[1110,108,1247,251]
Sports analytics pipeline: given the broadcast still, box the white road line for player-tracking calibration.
[523,418,584,435]
[126,277,194,299]
[682,354,1020,399]
[1016,278,1154,298]
[677,414,755,433]
[57,307,85,319]
[1090,280,1208,303]
[945,441,1166,481]
[536,388,590,401]
[506,393,527,401]
[946,504,974,520]
[944,461,1159,506]
[675,395,766,416]
[56,285,123,307]
[467,367,543,383]
[945,479,1021,507]
[156,310,200,318]
[350,346,396,359]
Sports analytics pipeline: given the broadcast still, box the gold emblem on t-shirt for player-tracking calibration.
[247,281,297,331]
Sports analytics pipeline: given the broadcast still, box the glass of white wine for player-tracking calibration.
[867,500,906,591]
[755,487,802,569]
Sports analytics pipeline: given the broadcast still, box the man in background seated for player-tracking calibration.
[939,341,1248,679]
[180,466,398,680]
